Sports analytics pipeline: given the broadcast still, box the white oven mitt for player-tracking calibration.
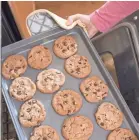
[26,9,88,36]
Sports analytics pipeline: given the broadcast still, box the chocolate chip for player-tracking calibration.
[97,89,100,92]
[63,41,67,46]
[27,108,31,112]
[97,117,101,120]
[85,87,89,91]
[29,55,32,58]
[76,68,80,72]
[20,81,24,85]
[47,133,53,138]
[73,101,76,105]
[62,49,66,53]
[17,91,22,95]
[71,44,75,47]
[28,102,31,105]
[28,118,32,121]
[44,78,47,82]
[37,51,41,54]
[52,83,57,89]
[20,114,24,117]
[94,83,97,86]
[16,66,21,69]
[11,94,15,98]
[63,125,66,128]
[70,70,74,73]
[63,101,68,104]
[100,122,104,126]
[9,69,13,72]
[59,104,63,109]
[44,47,48,50]
[68,110,71,114]
[102,92,107,97]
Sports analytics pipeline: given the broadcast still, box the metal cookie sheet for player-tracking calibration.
[2,27,139,140]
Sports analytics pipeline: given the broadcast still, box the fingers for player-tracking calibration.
[66,14,81,25]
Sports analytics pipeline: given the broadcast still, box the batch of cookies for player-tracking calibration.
[2,36,138,140]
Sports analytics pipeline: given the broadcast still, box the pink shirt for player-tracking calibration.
[90,2,139,32]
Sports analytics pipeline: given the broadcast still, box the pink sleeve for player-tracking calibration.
[90,2,139,32]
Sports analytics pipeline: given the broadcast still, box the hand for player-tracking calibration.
[66,14,98,38]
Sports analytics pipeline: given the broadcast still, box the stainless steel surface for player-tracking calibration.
[2,26,139,140]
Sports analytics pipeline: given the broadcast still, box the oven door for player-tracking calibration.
[91,12,139,123]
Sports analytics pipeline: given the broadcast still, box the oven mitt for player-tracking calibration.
[26,9,88,36]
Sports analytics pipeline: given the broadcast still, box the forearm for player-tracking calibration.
[90,2,139,32]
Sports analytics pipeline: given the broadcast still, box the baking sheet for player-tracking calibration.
[2,26,139,140]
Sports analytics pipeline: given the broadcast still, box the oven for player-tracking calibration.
[1,3,139,139]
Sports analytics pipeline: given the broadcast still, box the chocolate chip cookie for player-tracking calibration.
[9,77,36,101]
[2,55,27,79]
[65,54,91,78]
[52,90,82,115]
[28,45,52,69]
[36,69,65,94]
[53,36,78,59]
[80,76,108,102]
[30,125,59,140]
[19,99,46,127]
[108,128,138,140]
[95,102,124,130]
[62,115,93,140]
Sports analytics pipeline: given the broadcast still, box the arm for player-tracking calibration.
[90,1,139,32]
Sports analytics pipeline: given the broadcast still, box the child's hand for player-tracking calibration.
[66,14,98,38]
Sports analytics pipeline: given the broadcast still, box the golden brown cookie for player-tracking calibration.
[65,54,91,78]
[80,76,108,102]
[52,90,82,115]
[2,55,27,79]
[30,125,60,140]
[28,45,52,69]
[9,77,36,101]
[53,36,78,59]
[36,69,65,94]
[19,99,46,127]
[95,102,124,130]
[108,128,138,140]
[62,115,93,140]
